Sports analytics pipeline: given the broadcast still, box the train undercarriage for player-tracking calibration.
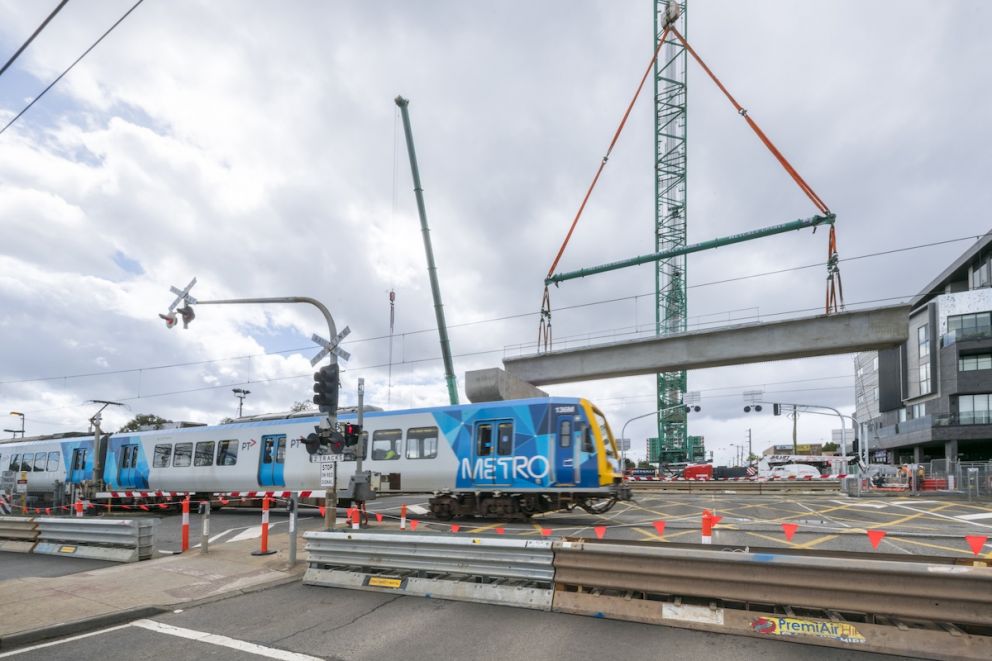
[428,487,630,520]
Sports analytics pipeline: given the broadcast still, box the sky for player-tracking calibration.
[0,0,989,467]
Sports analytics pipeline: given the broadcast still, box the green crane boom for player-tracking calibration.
[395,95,459,406]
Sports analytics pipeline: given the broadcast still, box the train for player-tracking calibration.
[0,397,630,519]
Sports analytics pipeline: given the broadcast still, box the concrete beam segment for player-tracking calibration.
[465,368,549,403]
[503,305,911,386]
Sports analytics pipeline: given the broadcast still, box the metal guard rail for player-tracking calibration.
[33,517,158,562]
[552,537,992,627]
[0,516,39,552]
[304,530,554,581]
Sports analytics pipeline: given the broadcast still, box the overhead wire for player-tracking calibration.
[0,0,146,138]
[0,0,70,79]
[0,230,976,388]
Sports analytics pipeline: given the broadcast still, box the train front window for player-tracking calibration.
[34,453,47,472]
[594,409,615,457]
[476,424,493,456]
[9,454,18,471]
[47,451,59,472]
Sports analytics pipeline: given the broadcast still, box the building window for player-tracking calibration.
[899,408,908,423]
[919,363,931,393]
[873,387,879,401]
[918,325,929,358]
[948,312,992,340]
[972,256,992,289]
[960,354,992,371]
[872,356,878,371]
[958,394,991,425]
[912,403,925,419]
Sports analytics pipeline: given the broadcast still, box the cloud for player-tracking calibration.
[0,0,988,457]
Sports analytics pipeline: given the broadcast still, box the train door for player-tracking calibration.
[117,443,141,488]
[554,413,578,485]
[69,448,88,484]
[257,434,286,488]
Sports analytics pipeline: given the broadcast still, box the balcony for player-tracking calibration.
[942,327,992,347]
[933,412,992,426]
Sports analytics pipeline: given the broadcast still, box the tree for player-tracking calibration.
[637,460,653,468]
[119,414,169,433]
[623,458,636,470]
[290,400,316,413]
[822,442,839,454]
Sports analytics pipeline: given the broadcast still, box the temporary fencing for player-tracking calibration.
[302,529,992,660]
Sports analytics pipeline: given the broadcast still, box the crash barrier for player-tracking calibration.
[304,530,555,609]
[629,479,841,494]
[303,531,992,660]
[32,517,159,562]
[0,516,39,553]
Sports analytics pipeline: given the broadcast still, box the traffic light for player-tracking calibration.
[773,403,781,416]
[312,364,340,413]
[177,304,195,329]
[343,423,362,447]
[159,312,178,329]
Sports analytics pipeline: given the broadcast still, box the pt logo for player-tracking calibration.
[241,438,257,451]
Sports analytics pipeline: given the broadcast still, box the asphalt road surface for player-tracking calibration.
[0,582,913,661]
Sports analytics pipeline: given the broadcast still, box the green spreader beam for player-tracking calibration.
[545,213,835,286]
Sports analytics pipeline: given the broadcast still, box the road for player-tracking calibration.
[0,582,910,661]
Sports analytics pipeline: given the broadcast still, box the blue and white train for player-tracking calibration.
[0,397,630,518]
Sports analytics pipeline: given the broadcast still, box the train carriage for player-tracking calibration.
[1,397,630,518]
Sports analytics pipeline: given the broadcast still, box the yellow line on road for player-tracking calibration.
[875,502,957,528]
[468,522,503,533]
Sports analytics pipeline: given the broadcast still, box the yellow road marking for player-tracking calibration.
[793,534,839,549]
[874,503,957,528]
[468,522,503,533]
[633,527,698,543]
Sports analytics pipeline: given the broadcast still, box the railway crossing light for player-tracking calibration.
[312,364,340,413]
[343,423,362,447]
[177,304,195,329]
[743,405,762,413]
[303,433,320,455]
[158,312,178,328]
[773,403,782,416]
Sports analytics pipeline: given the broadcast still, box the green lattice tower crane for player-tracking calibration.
[654,1,688,454]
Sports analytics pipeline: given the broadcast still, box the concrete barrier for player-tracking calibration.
[33,517,159,562]
[0,516,38,553]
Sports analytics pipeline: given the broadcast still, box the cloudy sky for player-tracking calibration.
[1,0,989,466]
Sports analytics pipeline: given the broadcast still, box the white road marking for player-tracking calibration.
[407,504,428,515]
[228,525,263,542]
[830,500,887,509]
[0,623,133,657]
[889,503,992,529]
[130,619,323,660]
[956,512,992,521]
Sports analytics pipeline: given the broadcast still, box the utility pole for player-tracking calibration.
[88,400,123,500]
[232,388,250,418]
[5,411,24,439]
[747,428,752,464]
[792,405,798,455]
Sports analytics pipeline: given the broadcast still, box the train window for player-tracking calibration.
[173,443,192,468]
[476,424,493,456]
[18,453,31,471]
[153,444,172,468]
[497,422,513,455]
[33,453,46,472]
[194,441,215,467]
[72,450,87,471]
[9,454,18,471]
[342,432,367,462]
[372,429,402,460]
[559,420,572,448]
[130,446,139,468]
[47,451,59,472]
[406,427,439,459]
[216,440,238,466]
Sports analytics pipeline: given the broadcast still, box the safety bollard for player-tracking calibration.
[181,496,190,552]
[252,495,277,556]
[701,510,713,545]
[199,500,210,554]
[400,503,407,530]
[287,494,298,565]
[350,507,359,530]
[74,500,84,518]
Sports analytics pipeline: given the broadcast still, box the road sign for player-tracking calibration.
[15,478,27,494]
[320,462,337,488]
[311,327,351,366]
[617,438,631,452]
[168,277,198,310]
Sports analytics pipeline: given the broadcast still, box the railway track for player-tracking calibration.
[627,479,841,493]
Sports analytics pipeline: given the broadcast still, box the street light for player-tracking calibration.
[5,411,24,439]
[232,388,251,418]
[620,396,702,475]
